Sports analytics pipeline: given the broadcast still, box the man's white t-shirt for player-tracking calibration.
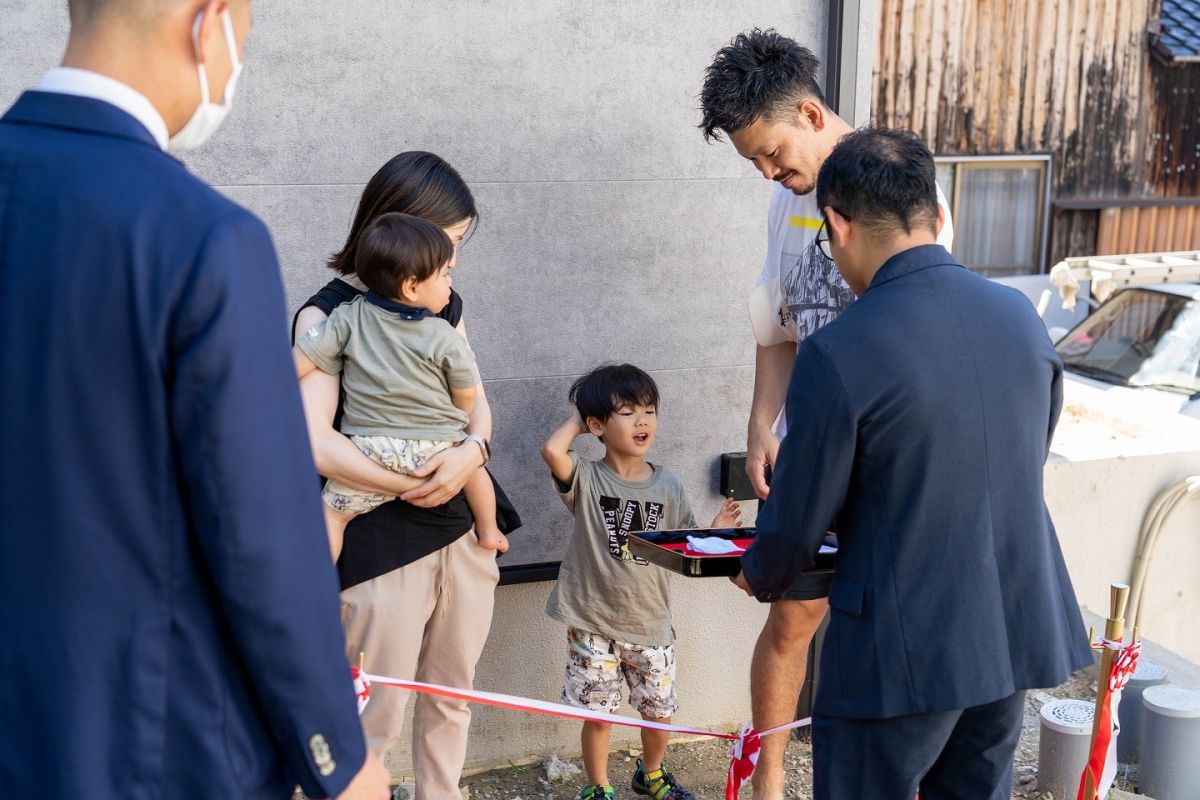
[749,182,954,434]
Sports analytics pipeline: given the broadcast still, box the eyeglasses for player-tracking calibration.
[815,219,833,260]
[814,209,850,260]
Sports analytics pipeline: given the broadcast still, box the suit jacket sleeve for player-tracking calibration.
[168,210,365,798]
[741,340,856,602]
[1047,353,1064,461]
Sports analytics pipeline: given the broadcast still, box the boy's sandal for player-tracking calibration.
[577,784,616,800]
[632,758,696,800]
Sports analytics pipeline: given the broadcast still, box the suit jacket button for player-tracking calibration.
[309,733,336,776]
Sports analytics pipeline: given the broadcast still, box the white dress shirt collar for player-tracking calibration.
[36,67,169,151]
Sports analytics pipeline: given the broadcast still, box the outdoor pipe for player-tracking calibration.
[1127,476,1200,634]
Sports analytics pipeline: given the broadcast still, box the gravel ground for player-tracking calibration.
[456,668,1127,800]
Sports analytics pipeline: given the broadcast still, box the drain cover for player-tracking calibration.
[1040,698,1095,734]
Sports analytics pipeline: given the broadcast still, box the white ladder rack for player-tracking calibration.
[1048,250,1200,310]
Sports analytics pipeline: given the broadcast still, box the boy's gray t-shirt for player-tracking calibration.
[296,295,478,440]
[546,453,697,646]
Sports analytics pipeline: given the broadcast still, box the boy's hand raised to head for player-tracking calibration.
[541,408,588,485]
[711,497,744,528]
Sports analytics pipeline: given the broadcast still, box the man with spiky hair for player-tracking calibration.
[698,29,954,800]
[0,2,387,798]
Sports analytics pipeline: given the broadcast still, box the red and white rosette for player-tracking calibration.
[350,664,371,716]
[725,722,762,800]
[1108,640,1141,692]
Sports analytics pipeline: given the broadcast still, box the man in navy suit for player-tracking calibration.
[734,128,1093,799]
[0,2,388,798]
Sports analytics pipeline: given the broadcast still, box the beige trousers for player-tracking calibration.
[340,532,499,799]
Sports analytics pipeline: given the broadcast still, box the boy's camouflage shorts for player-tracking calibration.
[560,627,678,719]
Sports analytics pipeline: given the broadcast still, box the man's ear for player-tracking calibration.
[799,98,825,132]
[825,206,851,248]
[934,202,946,238]
[194,0,229,65]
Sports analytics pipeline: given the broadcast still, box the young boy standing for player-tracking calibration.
[542,364,740,800]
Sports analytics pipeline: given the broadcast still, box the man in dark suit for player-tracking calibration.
[0,2,388,798]
[734,128,1093,799]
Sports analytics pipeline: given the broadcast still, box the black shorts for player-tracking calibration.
[780,570,833,601]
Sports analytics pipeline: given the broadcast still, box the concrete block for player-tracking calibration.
[182,1,825,186]
[455,178,770,380]
[218,183,362,314]
[0,4,827,188]
[222,175,772,380]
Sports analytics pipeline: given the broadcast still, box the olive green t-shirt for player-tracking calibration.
[296,295,478,440]
[546,453,697,646]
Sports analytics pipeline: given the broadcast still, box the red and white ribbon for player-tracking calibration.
[355,669,809,800]
[1076,639,1142,800]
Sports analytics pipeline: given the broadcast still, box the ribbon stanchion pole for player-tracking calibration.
[1077,583,1131,800]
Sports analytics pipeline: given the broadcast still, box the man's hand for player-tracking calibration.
[711,497,744,528]
[747,341,795,500]
[746,426,780,501]
[400,441,484,508]
[730,570,754,597]
[334,752,390,799]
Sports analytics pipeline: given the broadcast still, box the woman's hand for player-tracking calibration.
[400,441,485,508]
[711,497,744,528]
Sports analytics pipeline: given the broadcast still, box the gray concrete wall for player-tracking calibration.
[0,0,835,568]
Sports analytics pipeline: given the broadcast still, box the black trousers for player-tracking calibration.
[812,691,1026,800]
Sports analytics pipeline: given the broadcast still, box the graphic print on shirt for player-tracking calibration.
[598,496,664,564]
[780,239,857,342]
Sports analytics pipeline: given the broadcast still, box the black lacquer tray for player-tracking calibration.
[629,527,837,578]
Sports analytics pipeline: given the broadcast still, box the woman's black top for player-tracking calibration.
[294,279,518,590]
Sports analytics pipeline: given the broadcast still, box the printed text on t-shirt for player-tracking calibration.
[598,496,664,564]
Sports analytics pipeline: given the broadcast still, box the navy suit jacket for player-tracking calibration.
[0,92,364,798]
[742,245,1093,720]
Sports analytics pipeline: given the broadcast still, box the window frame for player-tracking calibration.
[935,153,1054,275]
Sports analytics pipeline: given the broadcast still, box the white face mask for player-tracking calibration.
[168,10,243,154]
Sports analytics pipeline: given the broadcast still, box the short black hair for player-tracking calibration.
[330,151,477,276]
[815,127,939,237]
[68,0,235,30]
[569,364,660,423]
[353,212,453,298]
[699,28,826,142]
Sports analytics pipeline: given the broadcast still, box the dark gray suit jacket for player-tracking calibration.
[742,244,1092,720]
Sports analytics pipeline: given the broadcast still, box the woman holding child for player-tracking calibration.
[292,151,506,798]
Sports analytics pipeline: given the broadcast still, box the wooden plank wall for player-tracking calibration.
[1151,65,1200,199]
[874,0,1155,192]
[1095,205,1200,254]
[872,0,1163,261]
